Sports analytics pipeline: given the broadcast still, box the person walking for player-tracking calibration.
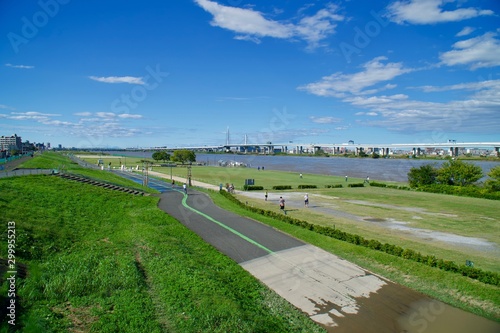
[304,193,309,207]
[183,183,187,194]
[264,190,268,201]
[279,196,286,214]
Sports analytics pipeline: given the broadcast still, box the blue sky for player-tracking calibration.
[1,0,499,148]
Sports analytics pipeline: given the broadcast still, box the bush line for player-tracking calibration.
[219,190,500,287]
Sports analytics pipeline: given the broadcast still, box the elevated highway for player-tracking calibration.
[159,142,500,157]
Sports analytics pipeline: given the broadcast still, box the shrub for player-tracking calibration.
[272,185,292,190]
[369,182,387,187]
[348,183,365,188]
[243,185,264,191]
[297,185,317,189]
[325,184,343,188]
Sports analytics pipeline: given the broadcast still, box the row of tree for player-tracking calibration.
[408,159,500,191]
[151,150,196,164]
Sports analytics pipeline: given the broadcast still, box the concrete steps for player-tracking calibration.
[57,173,146,196]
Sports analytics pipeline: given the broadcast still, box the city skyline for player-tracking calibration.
[1,0,500,148]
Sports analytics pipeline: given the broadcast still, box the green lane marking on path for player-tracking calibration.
[178,190,274,255]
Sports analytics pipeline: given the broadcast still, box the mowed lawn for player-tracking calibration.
[143,164,500,272]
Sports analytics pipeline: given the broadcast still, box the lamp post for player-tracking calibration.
[187,162,192,186]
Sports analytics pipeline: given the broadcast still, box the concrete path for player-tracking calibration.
[137,171,499,332]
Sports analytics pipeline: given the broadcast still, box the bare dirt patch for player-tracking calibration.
[236,190,498,253]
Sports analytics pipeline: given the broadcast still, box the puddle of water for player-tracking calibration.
[362,217,497,251]
[397,299,500,333]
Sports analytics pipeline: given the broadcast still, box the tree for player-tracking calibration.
[152,151,170,162]
[436,160,483,186]
[407,164,438,187]
[484,165,500,192]
[172,150,196,164]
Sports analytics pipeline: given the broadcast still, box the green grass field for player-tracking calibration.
[63,154,500,321]
[133,163,500,270]
[0,154,325,332]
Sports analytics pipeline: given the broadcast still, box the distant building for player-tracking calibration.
[0,134,22,151]
[22,140,36,153]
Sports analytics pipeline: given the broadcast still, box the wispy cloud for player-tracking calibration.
[439,32,500,69]
[348,81,500,133]
[456,26,475,37]
[195,0,344,49]
[73,112,92,117]
[1,109,145,140]
[386,0,493,25]
[9,111,60,121]
[309,116,341,124]
[88,76,145,84]
[5,63,34,69]
[298,56,412,97]
[299,55,500,134]
[0,104,16,110]
[118,113,143,119]
[415,79,500,92]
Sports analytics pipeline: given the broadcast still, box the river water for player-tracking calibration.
[103,151,498,183]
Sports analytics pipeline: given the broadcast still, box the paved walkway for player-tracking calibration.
[146,171,499,332]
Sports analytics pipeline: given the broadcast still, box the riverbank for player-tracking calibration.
[96,151,499,183]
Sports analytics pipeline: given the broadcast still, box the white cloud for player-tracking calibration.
[96,112,116,118]
[195,0,293,38]
[0,104,16,110]
[74,112,92,117]
[195,0,344,48]
[88,76,145,84]
[119,113,143,119]
[295,4,344,49]
[298,56,411,97]
[1,109,145,142]
[440,32,500,69]
[9,111,60,121]
[387,0,493,25]
[416,79,500,92]
[456,26,475,37]
[349,80,500,133]
[309,116,341,124]
[5,63,34,69]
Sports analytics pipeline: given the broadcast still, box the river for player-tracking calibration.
[102,151,498,183]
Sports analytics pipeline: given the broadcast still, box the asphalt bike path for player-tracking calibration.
[112,171,500,332]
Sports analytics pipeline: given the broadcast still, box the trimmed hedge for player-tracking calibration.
[348,183,365,188]
[417,184,500,200]
[272,185,292,190]
[370,182,411,190]
[243,185,264,191]
[220,190,500,287]
[325,184,343,188]
[298,185,317,189]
